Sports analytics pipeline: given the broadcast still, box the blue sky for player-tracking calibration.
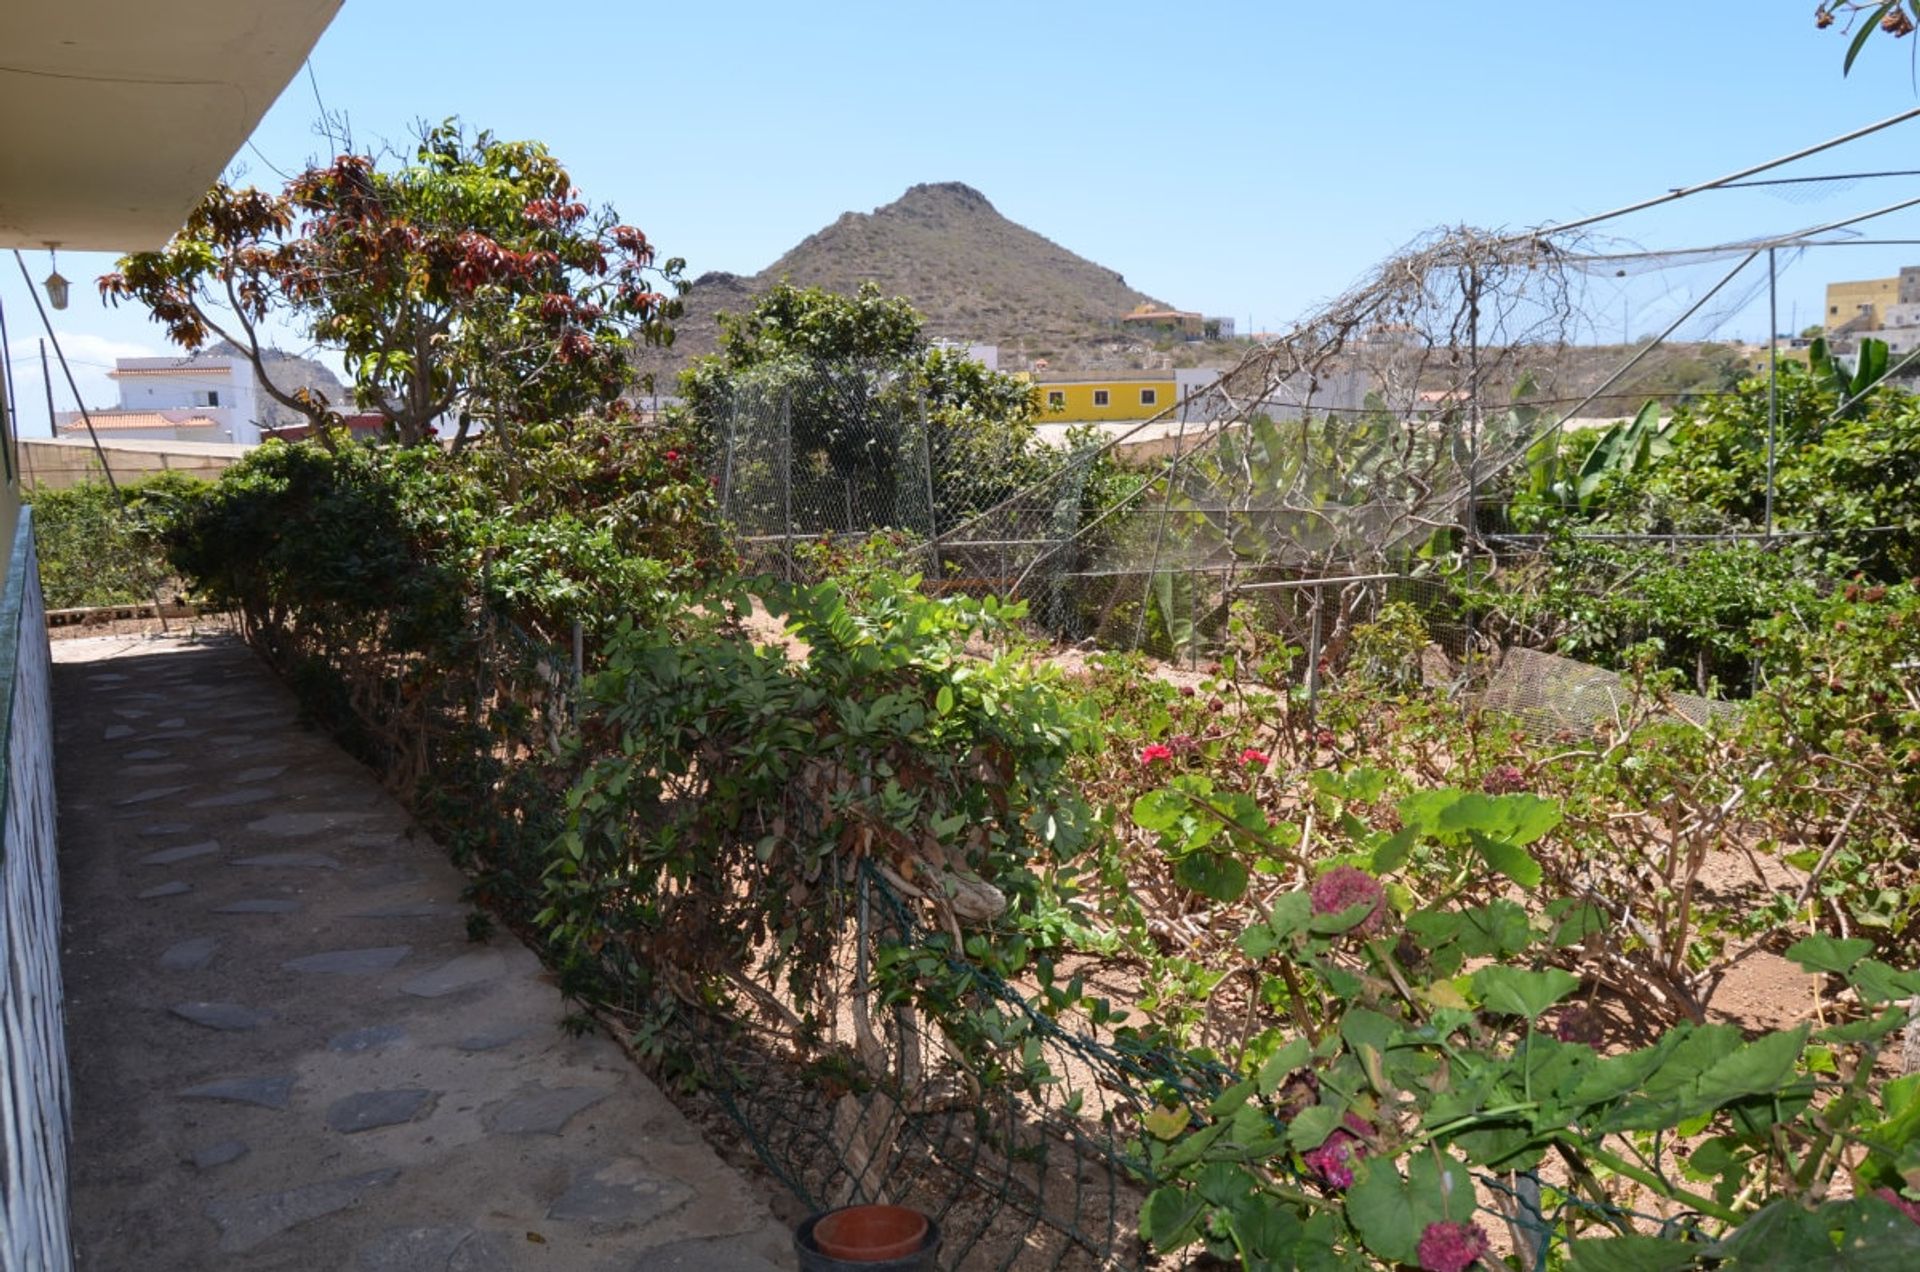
[9,1,1920,434]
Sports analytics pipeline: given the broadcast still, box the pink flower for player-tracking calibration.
[664,449,680,462]
[1480,764,1526,795]
[1179,684,1196,698]
[1300,1113,1371,1190]
[1139,744,1175,766]
[1417,1221,1491,1272]
[1239,747,1270,767]
[1309,866,1386,936]
[1877,1188,1920,1225]
[1314,728,1336,748]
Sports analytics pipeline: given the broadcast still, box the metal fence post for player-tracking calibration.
[1132,411,1192,653]
[781,386,794,583]
[718,387,737,513]
[1765,246,1779,540]
[919,390,941,581]
[1306,582,1324,730]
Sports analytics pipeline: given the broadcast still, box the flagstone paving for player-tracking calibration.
[57,633,793,1271]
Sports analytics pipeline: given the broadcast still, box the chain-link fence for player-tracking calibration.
[653,227,1868,1263]
[710,361,1082,581]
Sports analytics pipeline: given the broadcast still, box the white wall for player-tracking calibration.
[110,360,259,444]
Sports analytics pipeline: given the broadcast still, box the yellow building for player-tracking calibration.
[1825,272,1908,334]
[1031,373,1178,422]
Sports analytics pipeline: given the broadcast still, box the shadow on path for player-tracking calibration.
[54,632,791,1271]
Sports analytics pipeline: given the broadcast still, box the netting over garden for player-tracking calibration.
[941,224,1805,647]
[702,222,1812,675]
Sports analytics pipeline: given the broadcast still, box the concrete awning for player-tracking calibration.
[0,0,342,251]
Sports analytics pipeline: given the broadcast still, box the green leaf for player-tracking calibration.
[1159,1116,1229,1170]
[1406,1149,1477,1224]
[934,684,953,715]
[1882,1073,1920,1122]
[1397,788,1463,837]
[1852,959,1920,1005]
[1818,1007,1908,1045]
[1600,1025,1746,1132]
[1707,1194,1920,1264]
[1139,1185,1205,1253]
[1131,789,1186,834]
[1267,890,1312,941]
[1223,1198,1306,1264]
[1256,1036,1312,1095]
[1470,832,1543,888]
[1345,1159,1420,1264]
[1692,1026,1808,1106]
[1371,826,1417,873]
[1341,1008,1397,1059]
[1567,1234,1704,1272]
[1288,1103,1344,1151]
[1192,1160,1248,1208]
[1785,935,1875,976]
[1174,851,1248,904]
[1485,793,1563,847]
[1408,908,1465,947]
[1308,899,1377,936]
[1864,1072,1920,1162]
[1844,7,1894,77]
[1207,1079,1255,1120]
[1238,922,1281,961]
[1472,966,1579,1021]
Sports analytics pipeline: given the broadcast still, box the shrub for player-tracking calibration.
[28,472,205,609]
[160,413,730,651]
[541,570,1096,1051]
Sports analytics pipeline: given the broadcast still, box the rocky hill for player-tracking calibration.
[206,339,349,431]
[637,182,1234,383]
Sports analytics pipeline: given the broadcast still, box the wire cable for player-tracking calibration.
[1519,107,1920,242]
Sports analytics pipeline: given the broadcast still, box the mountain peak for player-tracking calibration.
[892,181,995,213]
[638,182,1177,373]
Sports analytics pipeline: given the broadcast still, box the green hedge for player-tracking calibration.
[27,472,205,610]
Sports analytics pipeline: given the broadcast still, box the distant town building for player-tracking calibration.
[1824,266,1920,345]
[931,340,999,370]
[56,355,263,445]
[1119,304,1206,340]
[1030,370,1177,422]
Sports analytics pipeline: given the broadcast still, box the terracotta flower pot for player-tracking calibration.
[796,1204,938,1269]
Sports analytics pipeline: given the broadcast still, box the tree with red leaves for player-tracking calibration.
[103,121,683,448]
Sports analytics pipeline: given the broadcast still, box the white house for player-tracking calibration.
[56,354,262,445]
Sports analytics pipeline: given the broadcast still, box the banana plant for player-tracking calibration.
[1521,399,1674,520]
[1808,335,1890,421]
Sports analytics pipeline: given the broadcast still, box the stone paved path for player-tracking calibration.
[54,633,794,1271]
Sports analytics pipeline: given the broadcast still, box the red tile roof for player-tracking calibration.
[55,411,221,433]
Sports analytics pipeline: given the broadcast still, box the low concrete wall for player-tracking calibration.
[20,437,249,492]
[0,512,71,1270]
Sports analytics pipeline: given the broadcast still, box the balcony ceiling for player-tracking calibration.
[0,0,341,252]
